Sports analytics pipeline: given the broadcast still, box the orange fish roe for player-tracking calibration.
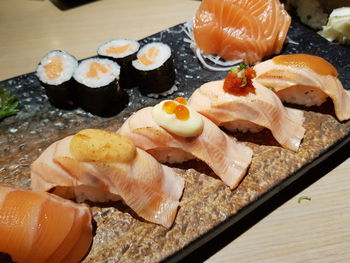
[106,44,131,55]
[174,104,189,120]
[86,62,109,79]
[139,46,159,66]
[174,97,187,105]
[45,56,63,79]
[223,65,256,96]
[162,100,190,121]
[162,101,177,114]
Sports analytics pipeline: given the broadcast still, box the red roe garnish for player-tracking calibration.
[162,101,177,114]
[245,67,256,80]
[223,65,256,96]
[174,105,189,120]
[174,97,187,105]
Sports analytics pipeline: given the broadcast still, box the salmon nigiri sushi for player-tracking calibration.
[0,185,92,263]
[192,0,291,65]
[254,54,350,121]
[30,129,184,228]
[118,98,253,189]
[188,66,305,151]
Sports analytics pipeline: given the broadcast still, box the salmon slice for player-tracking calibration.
[139,46,159,66]
[188,79,305,151]
[106,43,132,54]
[193,0,291,64]
[0,185,92,263]
[30,134,184,228]
[86,62,109,78]
[118,107,253,189]
[254,54,350,121]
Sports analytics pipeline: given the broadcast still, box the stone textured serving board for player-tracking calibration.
[1,20,350,263]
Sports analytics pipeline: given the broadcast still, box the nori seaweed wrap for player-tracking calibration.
[36,50,78,109]
[73,58,127,117]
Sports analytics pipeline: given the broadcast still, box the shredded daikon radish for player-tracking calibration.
[182,21,242,71]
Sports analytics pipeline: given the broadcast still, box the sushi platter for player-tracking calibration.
[1,11,350,263]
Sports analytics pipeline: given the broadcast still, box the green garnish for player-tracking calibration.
[230,65,250,87]
[231,63,249,74]
[0,85,19,121]
[297,196,311,203]
[239,63,248,70]
[241,76,247,86]
[231,67,239,74]
[267,87,276,92]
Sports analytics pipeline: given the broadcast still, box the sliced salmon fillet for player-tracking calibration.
[118,107,253,189]
[0,185,92,263]
[188,79,305,151]
[254,55,350,121]
[193,0,291,64]
[30,136,184,228]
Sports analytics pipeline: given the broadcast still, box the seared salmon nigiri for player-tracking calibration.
[118,98,253,189]
[0,185,92,263]
[30,129,184,228]
[188,66,305,151]
[254,54,350,121]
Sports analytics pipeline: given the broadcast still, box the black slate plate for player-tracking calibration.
[1,19,350,263]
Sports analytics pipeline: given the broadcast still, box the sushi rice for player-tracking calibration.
[132,42,172,71]
[97,39,140,59]
[36,50,78,85]
[73,58,120,88]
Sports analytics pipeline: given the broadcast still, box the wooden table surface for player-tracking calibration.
[1,0,349,262]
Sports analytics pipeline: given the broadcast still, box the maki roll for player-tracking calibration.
[73,58,127,117]
[132,42,176,96]
[97,39,140,89]
[36,50,78,109]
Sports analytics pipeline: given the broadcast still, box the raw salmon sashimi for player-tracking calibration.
[0,185,92,263]
[118,102,253,189]
[30,129,184,228]
[254,54,350,121]
[192,0,291,65]
[188,78,305,151]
